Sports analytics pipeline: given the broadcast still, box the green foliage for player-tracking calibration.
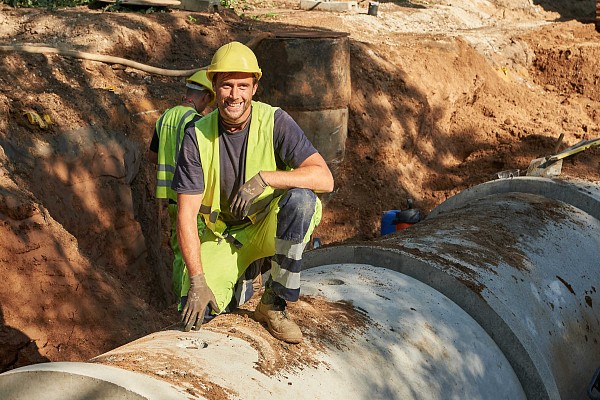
[1,0,166,12]
[0,0,92,8]
[101,2,122,11]
[220,0,251,13]
[240,12,277,20]
[101,2,166,13]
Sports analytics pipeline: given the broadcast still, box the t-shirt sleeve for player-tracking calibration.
[171,119,205,194]
[273,108,318,169]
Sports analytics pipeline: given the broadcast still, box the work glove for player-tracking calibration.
[181,273,220,332]
[230,172,268,219]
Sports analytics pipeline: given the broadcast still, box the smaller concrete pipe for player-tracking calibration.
[253,32,351,111]
[288,108,348,174]
[253,32,351,181]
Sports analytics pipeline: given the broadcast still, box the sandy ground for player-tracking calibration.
[0,0,599,372]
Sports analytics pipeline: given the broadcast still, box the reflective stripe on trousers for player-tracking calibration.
[270,188,321,301]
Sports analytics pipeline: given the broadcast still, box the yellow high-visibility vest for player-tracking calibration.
[195,101,279,238]
[155,105,198,202]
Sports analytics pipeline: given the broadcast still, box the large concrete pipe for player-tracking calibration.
[0,268,525,399]
[0,177,598,399]
[304,177,600,400]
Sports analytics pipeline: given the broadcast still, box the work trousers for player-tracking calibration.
[183,188,322,313]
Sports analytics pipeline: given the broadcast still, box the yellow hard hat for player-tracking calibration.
[206,41,262,82]
[186,69,216,106]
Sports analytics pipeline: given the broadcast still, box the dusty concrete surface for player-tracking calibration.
[0,0,599,372]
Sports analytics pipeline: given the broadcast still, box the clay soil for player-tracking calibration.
[0,0,599,373]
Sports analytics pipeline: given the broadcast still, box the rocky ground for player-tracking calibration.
[0,0,599,371]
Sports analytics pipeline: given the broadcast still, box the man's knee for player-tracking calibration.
[278,188,317,218]
[276,189,318,242]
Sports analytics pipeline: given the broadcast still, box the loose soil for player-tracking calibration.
[90,294,371,399]
[0,0,599,373]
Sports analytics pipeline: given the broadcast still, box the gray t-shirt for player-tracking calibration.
[172,108,317,223]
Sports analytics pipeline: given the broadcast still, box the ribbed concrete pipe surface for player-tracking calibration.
[0,177,597,400]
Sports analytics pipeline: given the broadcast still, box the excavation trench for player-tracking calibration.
[1,177,598,400]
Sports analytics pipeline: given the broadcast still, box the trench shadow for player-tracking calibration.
[0,8,221,366]
[0,304,49,372]
[533,0,596,23]
[0,6,235,301]
[0,180,170,362]
[379,0,426,9]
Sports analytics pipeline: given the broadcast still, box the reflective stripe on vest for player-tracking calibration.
[156,106,197,202]
[195,101,279,237]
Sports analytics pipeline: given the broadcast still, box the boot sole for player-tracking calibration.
[254,308,303,344]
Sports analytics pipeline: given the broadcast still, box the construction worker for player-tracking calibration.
[148,70,215,311]
[172,41,334,343]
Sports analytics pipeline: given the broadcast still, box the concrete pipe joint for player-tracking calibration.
[0,177,599,400]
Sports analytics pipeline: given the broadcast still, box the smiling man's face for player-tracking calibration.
[214,72,258,128]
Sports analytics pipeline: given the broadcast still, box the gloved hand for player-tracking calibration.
[181,273,220,332]
[230,172,268,219]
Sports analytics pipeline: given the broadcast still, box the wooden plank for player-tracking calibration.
[97,0,181,6]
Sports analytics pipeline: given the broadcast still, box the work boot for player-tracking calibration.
[254,291,303,344]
